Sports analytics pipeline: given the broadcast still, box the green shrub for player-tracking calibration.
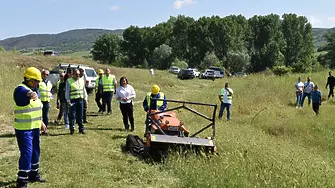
[272,66,292,76]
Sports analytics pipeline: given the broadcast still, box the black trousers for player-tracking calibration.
[102,92,113,113]
[328,87,334,99]
[95,93,103,112]
[312,102,320,115]
[119,102,134,130]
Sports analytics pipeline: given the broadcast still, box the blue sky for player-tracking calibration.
[1,0,335,40]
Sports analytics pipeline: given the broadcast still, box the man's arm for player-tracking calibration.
[65,80,70,104]
[159,95,167,111]
[143,97,149,112]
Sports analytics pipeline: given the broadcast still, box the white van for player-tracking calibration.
[48,63,98,92]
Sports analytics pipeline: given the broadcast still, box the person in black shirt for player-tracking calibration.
[55,73,69,128]
[326,71,335,99]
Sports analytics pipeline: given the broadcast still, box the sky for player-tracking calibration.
[1,0,335,40]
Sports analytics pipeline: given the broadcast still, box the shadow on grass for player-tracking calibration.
[47,132,70,137]
[111,135,127,140]
[85,127,124,131]
[0,133,16,138]
[0,180,16,187]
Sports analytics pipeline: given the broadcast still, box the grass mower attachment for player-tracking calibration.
[126,99,217,158]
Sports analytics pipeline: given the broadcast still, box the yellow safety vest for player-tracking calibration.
[95,76,103,91]
[68,78,84,99]
[13,84,42,130]
[39,80,52,102]
[102,75,115,92]
[146,92,165,109]
[220,88,232,103]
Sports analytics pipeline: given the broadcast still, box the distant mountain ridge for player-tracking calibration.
[0,28,334,53]
[0,29,123,52]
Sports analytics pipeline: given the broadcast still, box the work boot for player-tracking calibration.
[29,177,46,183]
[79,130,85,134]
[16,182,28,188]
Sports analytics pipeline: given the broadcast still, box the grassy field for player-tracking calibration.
[1,51,335,187]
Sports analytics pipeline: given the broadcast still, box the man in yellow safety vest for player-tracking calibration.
[101,68,117,115]
[13,67,47,188]
[65,69,88,135]
[142,85,167,135]
[38,70,53,134]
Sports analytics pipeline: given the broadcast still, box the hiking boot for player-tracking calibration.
[70,129,74,135]
[79,130,85,134]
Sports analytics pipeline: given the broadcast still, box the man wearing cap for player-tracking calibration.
[142,85,167,135]
[13,67,47,188]
[95,69,104,113]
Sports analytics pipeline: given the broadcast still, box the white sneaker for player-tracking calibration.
[65,124,69,129]
[296,106,299,109]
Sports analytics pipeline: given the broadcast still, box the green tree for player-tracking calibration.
[122,26,149,67]
[281,14,314,72]
[91,34,121,64]
[151,44,173,69]
[227,50,250,72]
[200,51,220,70]
[323,31,335,68]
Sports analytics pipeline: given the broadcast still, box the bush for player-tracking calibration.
[272,66,292,76]
[171,58,188,69]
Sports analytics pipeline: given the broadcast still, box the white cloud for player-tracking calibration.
[308,16,323,26]
[328,17,335,23]
[108,5,120,11]
[173,0,196,9]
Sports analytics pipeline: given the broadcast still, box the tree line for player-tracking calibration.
[75,14,335,73]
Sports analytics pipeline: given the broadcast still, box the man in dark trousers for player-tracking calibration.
[101,68,117,115]
[13,67,47,188]
[65,69,88,134]
[326,71,335,99]
[95,69,104,113]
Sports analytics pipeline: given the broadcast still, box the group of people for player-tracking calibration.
[294,71,335,115]
[12,66,169,188]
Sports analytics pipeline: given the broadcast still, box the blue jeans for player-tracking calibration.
[69,99,84,132]
[42,102,49,127]
[57,102,69,125]
[15,128,41,183]
[301,92,311,107]
[296,91,303,107]
[218,102,231,120]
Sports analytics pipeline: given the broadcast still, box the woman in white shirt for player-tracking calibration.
[295,77,304,108]
[115,77,136,131]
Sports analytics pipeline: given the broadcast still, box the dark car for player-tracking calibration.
[177,69,195,79]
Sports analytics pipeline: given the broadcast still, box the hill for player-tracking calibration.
[0,29,123,53]
[0,27,334,54]
[1,51,335,187]
[313,28,335,49]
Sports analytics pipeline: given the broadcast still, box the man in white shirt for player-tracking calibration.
[295,77,304,108]
[301,77,314,108]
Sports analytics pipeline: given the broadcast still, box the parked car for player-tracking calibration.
[200,69,216,80]
[48,63,98,92]
[43,50,60,56]
[209,66,224,78]
[169,66,180,74]
[177,69,195,79]
[187,68,200,77]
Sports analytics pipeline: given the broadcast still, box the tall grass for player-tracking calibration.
[1,51,335,187]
